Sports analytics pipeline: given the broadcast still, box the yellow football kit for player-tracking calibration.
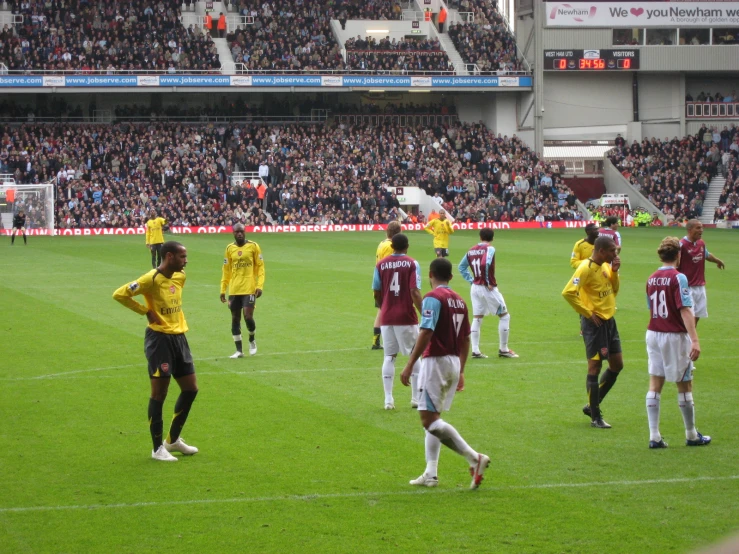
[145,217,167,245]
[562,259,620,320]
[113,269,188,334]
[570,238,595,269]
[424,218,454,249]
[220,241,265,295]
[376,238,394,264]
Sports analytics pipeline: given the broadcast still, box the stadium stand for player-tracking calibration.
[715,153,739,222]
[3,0,220,72]
[0,107,580,228]
[345,37,453,74]
[608,133,726,222]
[447,0,523,74]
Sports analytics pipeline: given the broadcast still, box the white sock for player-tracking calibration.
[424,431,441,477]
[427,418,478,465]
[382,356,396,404]
[498,313,510,352]
[410,359,420,403]
[678,392,697,440]
[471,318,482,353]
[646,391,661,441]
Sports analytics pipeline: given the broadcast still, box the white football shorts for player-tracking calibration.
[689,286,707,318]
[646,330,694,383]
[381,325,419,356]
[417,355,460,413]
[470,284,507,317]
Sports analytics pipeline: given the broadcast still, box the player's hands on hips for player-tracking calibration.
[146,310,164,325]
[689,339,700,361]
[220,294,227,303]
[611,256,621,272]
[400,363,413,386]
[589,313,603,327]
[255,288,263,298]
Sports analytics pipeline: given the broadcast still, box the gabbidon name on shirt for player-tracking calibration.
[381,260,413,270]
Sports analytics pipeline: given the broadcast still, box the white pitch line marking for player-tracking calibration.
[1,475,736,514]
[3,354,739,382]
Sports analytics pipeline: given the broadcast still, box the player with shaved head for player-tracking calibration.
[221,223,265,357]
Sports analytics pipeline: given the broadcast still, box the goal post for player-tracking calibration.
[0,180,55,235]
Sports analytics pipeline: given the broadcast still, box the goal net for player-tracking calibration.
[0,179,55,235]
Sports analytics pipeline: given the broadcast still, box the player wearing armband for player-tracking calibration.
[400,258,490,489]
[645,237,710,448]
[458,228,518,359]
[221,223,265,358]
[373,233,422,410]
[112,241,199,462]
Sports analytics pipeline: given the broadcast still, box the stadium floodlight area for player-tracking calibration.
[0,180,55,235]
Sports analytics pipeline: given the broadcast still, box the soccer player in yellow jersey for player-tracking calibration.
[562,236,623,429]
[145,210,167,269]
[372,220,402,349]
[570,223,599,269]
[221,223,265,358]
[424,209,454,257]
[113,241,199,462]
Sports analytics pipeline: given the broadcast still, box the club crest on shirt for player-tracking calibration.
[602,271,608,278]
[238,251,243,256]
[128,282,140,292]
[169,285,176,294]
[423,309,433,318]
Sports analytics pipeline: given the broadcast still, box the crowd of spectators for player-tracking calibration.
[227,0,349,73]
[609,134,715,222]
[234,0,402,21]
[345,37,452,74]
[608,125,739,222]
[0,111,581,229]
[447,0,524,74]
[685,90,737,103]
[715,148,739,222]
[2,0,220,73]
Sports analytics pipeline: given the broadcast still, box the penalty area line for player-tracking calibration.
[1,475,736,514]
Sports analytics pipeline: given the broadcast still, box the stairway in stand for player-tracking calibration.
[699,175,726,224]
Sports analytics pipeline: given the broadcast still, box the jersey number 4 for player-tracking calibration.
[390,272,400,296]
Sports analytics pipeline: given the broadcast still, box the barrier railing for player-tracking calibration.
[402,10,425,21]
[334,114,459,126]
[686,101,738,118]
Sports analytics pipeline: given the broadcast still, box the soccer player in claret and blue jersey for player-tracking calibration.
[372,233,422,410]
[598,216,622,253]
[645,237,710,448]
[372,221,402,350]
[677,220,725,327]
[458,228,518,359]
[400,258,491,490]
[113,241,200,462]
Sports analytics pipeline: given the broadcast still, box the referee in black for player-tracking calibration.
[11,209,27,245]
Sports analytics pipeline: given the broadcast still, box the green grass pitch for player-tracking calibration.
[1,227,737,553]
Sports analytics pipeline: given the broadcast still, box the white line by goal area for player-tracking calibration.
[1,475,736,514]
[3,352,739,382]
